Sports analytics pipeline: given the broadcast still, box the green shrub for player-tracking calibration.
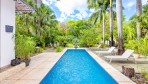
[125,40,139,53]
[79,28,101,47]
[66,43,74,47]
[125,38,148,57]
[141,67,148,80]
[56,46,63,52]
[15,35,36,60]
[138,38,148,57]
[145,73,148,81]
[41,42,45,49]
[93,44,99,47]
[101,43,108,48]
[35,35,45,48]
[36,47,43,53]
[45,46,50,50]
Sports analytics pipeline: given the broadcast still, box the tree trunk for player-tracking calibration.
[110,0,114,46]
[28,28,30,34]
[36,28,38,35]
[103,13,105,43]
[136,0,142,38]
[116,0,124,55]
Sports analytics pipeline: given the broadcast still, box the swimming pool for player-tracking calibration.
[40,49,117,84]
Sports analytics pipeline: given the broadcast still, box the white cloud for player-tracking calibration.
[124,0,148,11]
[90,9,95,13]
[43,0,148,22]
[57,17,65,22]
[123,0,148,9]
[55,0,88,21]
[127,1,135,8]
[42,0,50,5]
[42,0,56,5]
[43,0,88,22]
[76,14,83,19]
[57,13,67,22]
[123,0,135,11]
[142,0,148,5]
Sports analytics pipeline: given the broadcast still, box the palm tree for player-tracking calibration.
[87,0,110,43]
[109,0,114,46]
[33,4,56,36]
[16,12,34,35]
[116,0,124,55]
[136,0,142,38]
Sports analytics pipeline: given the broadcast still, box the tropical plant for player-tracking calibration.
[125,38,148,57]
[15,1,59,62]
[36,47,44,53]
[56,46,63,52]
[123,22,136,43]
[141,67,148,80]
[138,38,148,57]
[72,38,79,48]
[130,3,148,38]
[87,0,110,43]
[15,35,36,60]
[66,20,92,38]
[66,43,74,47]
[125,40,140,54]
[139,4,148,38]
[79,28,101,47]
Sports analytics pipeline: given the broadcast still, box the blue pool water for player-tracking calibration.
[40,49,117,84]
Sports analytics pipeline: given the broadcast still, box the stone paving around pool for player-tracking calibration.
[0,50,65,84]
[0,48,137,84]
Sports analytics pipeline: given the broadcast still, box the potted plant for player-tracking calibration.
[15,35,36,66]
[23,56,31,66]
[11,58,22,66]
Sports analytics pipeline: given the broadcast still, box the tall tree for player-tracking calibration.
[136,0,142,38]
[33,4,56,36]
[87,0,109,43]
[110,0,114,46]
[116,0,124,54]
[140,4,148,37]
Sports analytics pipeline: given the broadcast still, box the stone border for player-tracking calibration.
[0,63,26,81]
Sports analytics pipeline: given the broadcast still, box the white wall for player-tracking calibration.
[0,0,15,67]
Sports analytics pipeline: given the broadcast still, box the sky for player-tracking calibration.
[42,0,148,22]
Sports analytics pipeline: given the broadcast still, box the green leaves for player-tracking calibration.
[89,11,100,24]
[15,35,36,59]
[15,3,58,58]
[79,28,101,47]
[125,38,148,57]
